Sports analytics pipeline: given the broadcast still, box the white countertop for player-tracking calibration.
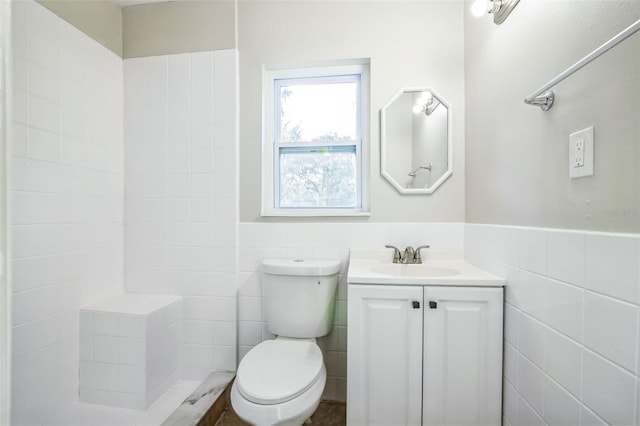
[347,249,505,287]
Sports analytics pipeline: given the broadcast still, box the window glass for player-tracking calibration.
[278,78,358,142]
[279,146,357,208]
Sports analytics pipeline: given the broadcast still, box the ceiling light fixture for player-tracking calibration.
[471,0,520,25]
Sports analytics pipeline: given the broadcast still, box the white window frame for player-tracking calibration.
[261,63,370,217]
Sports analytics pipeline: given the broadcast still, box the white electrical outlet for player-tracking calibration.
[569,126,594,178]
[574,139,584,167]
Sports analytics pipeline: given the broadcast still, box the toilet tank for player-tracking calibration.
[262,259,341,338]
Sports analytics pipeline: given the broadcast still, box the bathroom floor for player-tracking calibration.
[215,401,347,426]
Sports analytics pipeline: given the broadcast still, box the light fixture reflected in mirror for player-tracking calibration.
[471,0,520,24]
[412,91,441,116]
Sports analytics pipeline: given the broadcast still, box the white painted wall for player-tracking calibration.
[465,224,640,426]
[238,0,465,222]
[10,1,124,423]
[123,50,239,380]
[465,1,640,233]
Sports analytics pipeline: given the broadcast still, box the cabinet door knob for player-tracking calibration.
[412,301,420,309]
[429,301,437,309]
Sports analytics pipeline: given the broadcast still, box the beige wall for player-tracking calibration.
[465,1,640,233]
[122,0,236,58]
[238,0,466,223]
[36,0,123,56]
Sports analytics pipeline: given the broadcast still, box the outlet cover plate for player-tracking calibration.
[569,126,594,178]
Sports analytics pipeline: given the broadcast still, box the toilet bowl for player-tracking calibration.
[231,337,327,426]
[231,259,341,426]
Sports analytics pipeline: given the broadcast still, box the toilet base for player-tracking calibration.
[231,366,326,426]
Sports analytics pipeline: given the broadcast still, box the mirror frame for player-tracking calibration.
[380,86,453,194]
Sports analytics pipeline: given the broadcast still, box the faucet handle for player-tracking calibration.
[385,245,401,263]
[414,245,431,264]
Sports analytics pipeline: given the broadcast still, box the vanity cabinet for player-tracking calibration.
[347,284,503,426]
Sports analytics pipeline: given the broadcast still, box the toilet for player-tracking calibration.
[231,258,341,426]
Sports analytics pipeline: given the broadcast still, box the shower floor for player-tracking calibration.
[47,380,201,426]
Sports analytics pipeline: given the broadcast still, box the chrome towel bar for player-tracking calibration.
[525,18,640,111]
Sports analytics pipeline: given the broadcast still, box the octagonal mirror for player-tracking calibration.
[380,87,452,194]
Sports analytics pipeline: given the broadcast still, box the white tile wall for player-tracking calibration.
[123,50,239,380]
[237,222,464,401]
[10,1,124,424]
[465,224,640,426]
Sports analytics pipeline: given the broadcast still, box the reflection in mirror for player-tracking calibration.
[381,87,452,194]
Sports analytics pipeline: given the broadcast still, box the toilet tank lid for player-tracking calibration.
[262,259,341,276]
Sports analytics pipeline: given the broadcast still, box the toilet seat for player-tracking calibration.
[236,338,323,405]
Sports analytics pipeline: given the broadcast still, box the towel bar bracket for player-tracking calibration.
[524,90,554,111]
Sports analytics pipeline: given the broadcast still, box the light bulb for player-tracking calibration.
[471,0,488,17]
[412,104,423,114]
[416,92,431,107]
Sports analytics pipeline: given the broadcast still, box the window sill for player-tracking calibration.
[261,209,371,218]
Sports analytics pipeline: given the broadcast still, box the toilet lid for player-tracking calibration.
[236,339,324,405]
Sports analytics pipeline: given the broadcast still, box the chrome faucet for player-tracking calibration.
[401,246,415,264]
[385,244,431,264]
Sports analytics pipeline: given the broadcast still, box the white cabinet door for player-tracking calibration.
[347,285,423,426]
[423,287,503,426]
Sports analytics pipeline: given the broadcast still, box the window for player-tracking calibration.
[262,63,370,216]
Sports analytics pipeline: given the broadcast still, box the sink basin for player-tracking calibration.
[369,264,460,278]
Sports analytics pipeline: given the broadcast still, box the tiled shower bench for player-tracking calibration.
[79,293,182,409]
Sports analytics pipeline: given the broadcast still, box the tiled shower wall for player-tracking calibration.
[10,0,124,423]
[465,224,640,426]
[238,222,464,401]
[123,51,238,379]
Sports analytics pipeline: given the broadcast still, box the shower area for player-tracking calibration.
[2,0,239,424]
